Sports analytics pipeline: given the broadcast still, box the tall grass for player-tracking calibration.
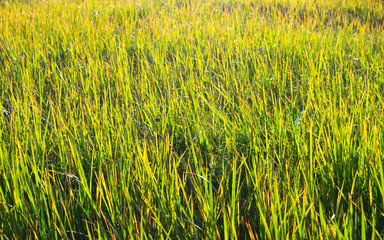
[0,0,383,238]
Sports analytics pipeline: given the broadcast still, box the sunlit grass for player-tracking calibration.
[0,0,383,238]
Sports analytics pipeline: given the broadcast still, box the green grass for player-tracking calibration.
[0,0,384,238]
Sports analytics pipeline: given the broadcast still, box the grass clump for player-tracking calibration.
[0,0,384,239]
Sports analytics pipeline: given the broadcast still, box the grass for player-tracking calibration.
[0,0,383,238]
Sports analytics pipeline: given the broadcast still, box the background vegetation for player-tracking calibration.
[1,0,384,238]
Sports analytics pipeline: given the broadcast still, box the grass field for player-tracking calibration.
[0,0,384,239]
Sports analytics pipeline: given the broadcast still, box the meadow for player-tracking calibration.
[0,0,384,239]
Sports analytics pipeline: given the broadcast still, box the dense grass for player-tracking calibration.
[0,0,384,238]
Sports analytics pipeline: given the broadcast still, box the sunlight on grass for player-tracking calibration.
[0,0,383,238]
